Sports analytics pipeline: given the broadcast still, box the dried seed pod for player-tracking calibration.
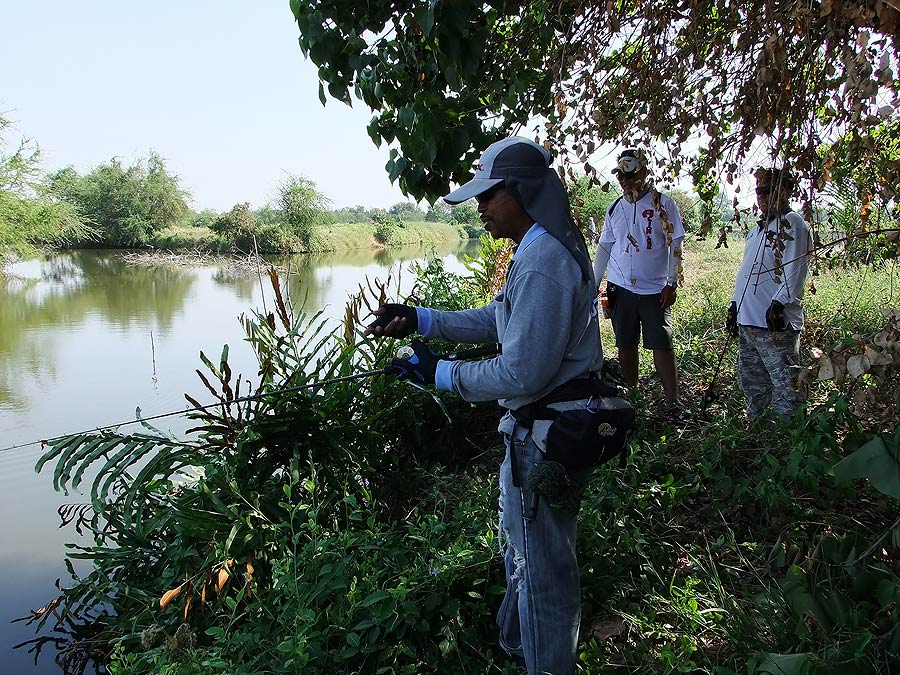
[160,585,184,609]
[215,568,230,593]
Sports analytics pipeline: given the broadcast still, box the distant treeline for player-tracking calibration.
[1,114,720,259]
[0,115,482,256]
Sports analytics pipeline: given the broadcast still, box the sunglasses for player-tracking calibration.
[477,184,504,202]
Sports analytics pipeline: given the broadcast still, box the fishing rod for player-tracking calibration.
[0,342,503,455]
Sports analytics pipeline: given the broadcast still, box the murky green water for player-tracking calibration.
[0,241,479,672]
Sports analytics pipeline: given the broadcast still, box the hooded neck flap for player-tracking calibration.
[503,167,593,285]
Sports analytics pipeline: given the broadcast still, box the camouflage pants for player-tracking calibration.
[737,326,802,418]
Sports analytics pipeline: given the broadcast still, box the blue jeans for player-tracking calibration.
[497,423,583,675]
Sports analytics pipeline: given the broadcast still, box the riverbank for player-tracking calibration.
[150,220,476,255]
[0,221,477,275]
[0,241,483,673]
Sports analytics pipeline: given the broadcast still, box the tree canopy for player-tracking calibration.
[50,152,189,247]
[291,0,900,211]
[275,173,333,247]
[0,116,93,254]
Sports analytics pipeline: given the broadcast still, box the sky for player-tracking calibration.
[0,1,410,212]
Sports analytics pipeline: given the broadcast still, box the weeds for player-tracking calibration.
[24,240,900,674]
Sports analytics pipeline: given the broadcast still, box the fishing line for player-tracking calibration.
[0,342,502,456]
[0,367,392,456]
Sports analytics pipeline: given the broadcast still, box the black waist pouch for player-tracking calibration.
[543,397,635,471]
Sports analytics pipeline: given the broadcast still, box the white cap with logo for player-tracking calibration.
[612,147,649,176]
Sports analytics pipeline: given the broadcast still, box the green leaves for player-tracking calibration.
[360,589,390,607]
[47,152,188,247]
[747,652,812,675]
[291,0,556,200]
[397,106,415,131]
[835,435,900,501]
[385,155,407,183]
[290,0,900,224]
[414,0,439,36]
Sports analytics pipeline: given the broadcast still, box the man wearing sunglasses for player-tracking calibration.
[593,147,685,413]
[365,136,602,675]
[727,167,812,418]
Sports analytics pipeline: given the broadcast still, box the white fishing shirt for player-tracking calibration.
[593,189,685,295]
[732,210,812,331]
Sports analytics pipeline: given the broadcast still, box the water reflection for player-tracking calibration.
[1,241,480,437]
[0,252,197,412]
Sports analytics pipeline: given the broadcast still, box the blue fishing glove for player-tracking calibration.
[389,339,440,385]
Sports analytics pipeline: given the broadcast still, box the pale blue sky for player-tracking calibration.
[0,1,410,211]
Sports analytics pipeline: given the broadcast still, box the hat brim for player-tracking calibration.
[443,178,504,205]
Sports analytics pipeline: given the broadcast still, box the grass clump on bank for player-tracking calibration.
[149,219,474,255]
[23,238,900,674]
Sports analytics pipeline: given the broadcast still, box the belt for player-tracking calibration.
[510,374,618,429]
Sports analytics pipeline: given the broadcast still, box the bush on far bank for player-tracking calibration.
[370,219,475,248]
[48,152,189,248]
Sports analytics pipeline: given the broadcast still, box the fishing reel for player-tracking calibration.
[395,345,415,360]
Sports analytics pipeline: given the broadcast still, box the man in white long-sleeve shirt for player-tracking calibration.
[727,167,812,418]
[593,148,685,410]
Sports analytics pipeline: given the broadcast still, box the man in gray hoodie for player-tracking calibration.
[365,136,603,675]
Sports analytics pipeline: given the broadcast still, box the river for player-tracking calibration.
[0,240,479,673]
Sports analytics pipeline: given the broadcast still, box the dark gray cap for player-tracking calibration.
[443,137,551,204]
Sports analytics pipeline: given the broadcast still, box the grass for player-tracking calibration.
[372,220,470,248]
[150,224,215,249]
[584,238,900,673]
[314,221,381,252]
[147,220,473,254]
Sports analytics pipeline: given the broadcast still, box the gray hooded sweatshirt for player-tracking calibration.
[425,224,603,411]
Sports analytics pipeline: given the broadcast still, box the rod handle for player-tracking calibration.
[441,343,502,361]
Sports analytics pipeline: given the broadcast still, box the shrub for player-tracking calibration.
[188,208,219,229]
[28,254,514,672]
[48,151,189,247]
[372,209,403,244]
[450,201,479,225]
[331,205,369,223]
[388,201,424,221]
[425,202,451,222]
[275,174,331,251]
[460,223,483,239]
[0,116,94,254]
